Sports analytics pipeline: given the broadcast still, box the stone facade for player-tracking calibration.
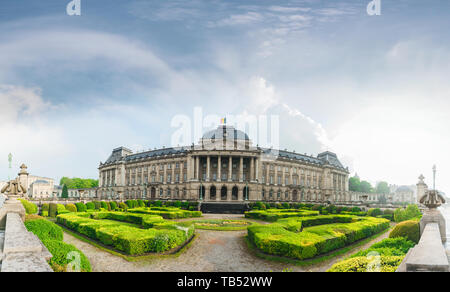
[98,125,350,203]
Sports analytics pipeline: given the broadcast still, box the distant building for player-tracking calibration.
[392,185,415,204]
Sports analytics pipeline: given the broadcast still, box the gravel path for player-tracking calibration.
[62,215,392,272]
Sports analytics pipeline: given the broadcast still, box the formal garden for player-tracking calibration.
[17,198,423,272]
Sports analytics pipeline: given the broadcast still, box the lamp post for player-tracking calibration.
[245,181,249,201]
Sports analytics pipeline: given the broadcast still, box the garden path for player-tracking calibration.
[62,214,391,272]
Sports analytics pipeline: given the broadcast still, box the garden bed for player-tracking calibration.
[128,207,202,219]
[247,215,390,261]
[244,209,319,222]
[56,212,195,255]
[186,219,253,231]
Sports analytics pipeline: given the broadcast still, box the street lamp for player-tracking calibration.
[245,181,249,201]
[199,180,203,201]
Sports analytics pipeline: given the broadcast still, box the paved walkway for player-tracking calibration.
[62,214,391,272]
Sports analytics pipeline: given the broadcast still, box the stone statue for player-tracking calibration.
[420,190,445,209]
[1,178,27,199]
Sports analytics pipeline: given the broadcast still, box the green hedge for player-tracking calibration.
[328,237,415,272]
[247,215,390,260]
[57,212,194,255]
[24,218,91,272]
[110,201,117,210]
[19,199,38,215]
[65,204,77,213]
[86,202,95,210]
[25,219,64,241]
[49,203,58,217]
[389,219,420,243]
[128,207,202,219]
[245,209,319,222]
[75,202,87,212]
[327,256,404,272]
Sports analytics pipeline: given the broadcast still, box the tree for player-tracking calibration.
[376,181,390,194]
[360,180,373,193]
[61,184,69,198]
[349,176,361,192]
[59,177,99,189]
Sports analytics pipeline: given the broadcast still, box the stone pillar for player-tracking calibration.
[282,166,286,186]
[274,165,278,185]
[250,157,254,181]
[218,156,221,181]
[266,164,269,185]
[206,156,210,182]
[255,158,259,182]
[239,157,244,182]
[180,160,184,183]
[163,164,167,185]
[227,187,232,201]
[171,163,175,184]
[228,156,232,181]
[196,156,200,180]
[238,187,243,201]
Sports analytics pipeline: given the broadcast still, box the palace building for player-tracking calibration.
[97,125,350,203]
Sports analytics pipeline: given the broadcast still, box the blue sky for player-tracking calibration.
[1,0,449,193]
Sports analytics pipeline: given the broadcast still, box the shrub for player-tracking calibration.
[44,240,91,272]
[109,201,117,210]
[389,220,420,243]
[57,212,194,255]
[137,200,146,208]
[41,203,50,214]
[394,205,421,222]
[352,237,415,257]
[19,199,38,215]
[248,215,390,260]
[49,203,58,217]
[174,201,182,208]
[25,218,64,241]
[101,201,109,210]
[119,202,128,211]
[93,201,101,210]
[75,202,87,212]
[65,204,77,213]
[327,256,404,272]
[367,208,382,217]
[86,202,95,210]
[351,207,361,212]
[24,217,91,272]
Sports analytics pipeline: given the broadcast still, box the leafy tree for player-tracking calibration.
[61,184,69,198]
[59,177,98,189]
[360,181,373,193]
[376,181,390,194]
[349,176,361,192]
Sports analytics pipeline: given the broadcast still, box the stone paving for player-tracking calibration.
[62,214,391,272]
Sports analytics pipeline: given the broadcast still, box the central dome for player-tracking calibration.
[202,125,250,141]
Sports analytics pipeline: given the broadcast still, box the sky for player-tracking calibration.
[0,0,449,193]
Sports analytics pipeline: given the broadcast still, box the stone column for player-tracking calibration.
[266,164,269,185]
[255,158,259,182]
[206,155,210,182]
[238,187,243,201]
[228,156,232,181]
[282,166,286,186]
[250,157,254,181]
[289,167,293,185]
[196,156,200,180]
[274,165,278,185]
[227,187,232,201]
[239,157,244,182]
[218,155,221,181]
[171,163,175,184]
[163,164,167,185]
[180,160,184,183]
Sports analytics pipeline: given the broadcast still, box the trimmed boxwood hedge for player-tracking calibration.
[57,212,195,255]
[327,256,404,272]
[389,219,420,243]
[19,199,38,215]
[247,215,390,260]
[24,218,91,272]
[65,203,77,213]
[245,209,319,222]
[128,207,202,219]
[75,202,87,212]
[86,202,95,210]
